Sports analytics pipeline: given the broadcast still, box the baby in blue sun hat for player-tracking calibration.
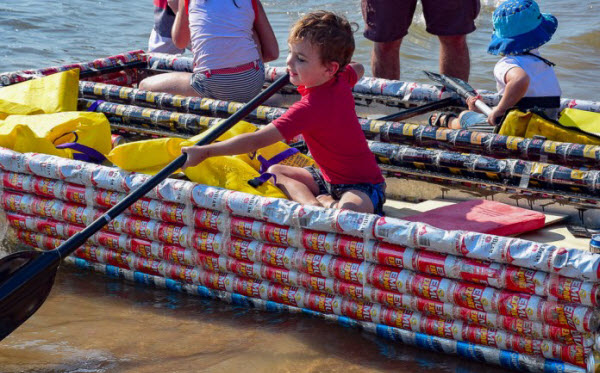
[429,0,562,131]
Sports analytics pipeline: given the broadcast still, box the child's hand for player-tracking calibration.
[181,146,209,170]
[487,107,504,126]
[466,95,482,112]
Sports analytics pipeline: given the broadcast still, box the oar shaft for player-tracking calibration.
[475,100,493,116]
[58,73,289,259]
[378,97,459,122]
[0,73,289,341]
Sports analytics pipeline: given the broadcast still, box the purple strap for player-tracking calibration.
[55,142,106,164]
[248,172,277,188]
[86,100,105,112]
[257,147,299,173]
[248,147,299,188]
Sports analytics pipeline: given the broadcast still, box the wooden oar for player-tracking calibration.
[0,73,290,341]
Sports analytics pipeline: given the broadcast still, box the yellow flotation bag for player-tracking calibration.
[107,121,313,199]
[222,121,314,172]
[0,69,79,114]
[0,112,112,162]
[0,99,44,120]
[558,108,600,137]
[0,69,110,163]
[498,109,600,145]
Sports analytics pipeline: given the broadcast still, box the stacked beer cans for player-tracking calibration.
[0,50,145,87]
[142,53,600,114]
[0,148,598,373]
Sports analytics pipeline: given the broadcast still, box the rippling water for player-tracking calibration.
[0,1,599,372]
[1,0,600,99]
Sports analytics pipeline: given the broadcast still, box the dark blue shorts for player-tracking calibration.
[306,166,387,216]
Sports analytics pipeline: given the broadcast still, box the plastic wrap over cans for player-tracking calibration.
[4,150,600,372]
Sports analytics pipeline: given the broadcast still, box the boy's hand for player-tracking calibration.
[181,146,209,170]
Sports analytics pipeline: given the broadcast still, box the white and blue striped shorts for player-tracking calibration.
[190,61,265,103]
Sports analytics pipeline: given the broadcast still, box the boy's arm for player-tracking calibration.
[489,66,529,125]
[348,62,364,80]
[182,123,285,169]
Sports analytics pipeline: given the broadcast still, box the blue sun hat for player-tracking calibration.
[488,0,558,56]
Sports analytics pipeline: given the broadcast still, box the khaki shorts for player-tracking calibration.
[361,0,480,42]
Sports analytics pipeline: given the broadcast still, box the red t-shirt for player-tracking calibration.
[273,66,384,185]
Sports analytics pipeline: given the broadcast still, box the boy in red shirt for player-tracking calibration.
[182,11,386,215]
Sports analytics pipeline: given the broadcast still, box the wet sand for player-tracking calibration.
[1,264,507,373]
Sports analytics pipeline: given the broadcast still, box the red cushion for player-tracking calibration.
[403,199,546,236]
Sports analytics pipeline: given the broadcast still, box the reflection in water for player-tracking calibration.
[1,265,506,373]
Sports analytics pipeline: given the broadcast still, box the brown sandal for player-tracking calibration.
[428,111,458,127]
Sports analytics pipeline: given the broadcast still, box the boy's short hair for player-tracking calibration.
[288,11,356,72]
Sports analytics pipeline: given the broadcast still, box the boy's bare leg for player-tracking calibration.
[267,165,321,206]
[316,194,337,209]
[138,72,199,96]
[338,190,374,214]
[447,114,462,129]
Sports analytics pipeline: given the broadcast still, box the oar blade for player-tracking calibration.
[423,70,478,97]
[423,70,444,86]
[0,250,58,341]
[423,70,494,118]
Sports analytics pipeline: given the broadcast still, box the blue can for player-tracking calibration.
[590,234,600,254]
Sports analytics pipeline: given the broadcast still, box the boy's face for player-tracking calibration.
[286,39,339,88]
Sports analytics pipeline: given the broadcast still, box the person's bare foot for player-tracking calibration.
[316,194,338,209]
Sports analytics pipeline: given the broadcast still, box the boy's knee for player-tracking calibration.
[138,79,148,91]
[138,78,152,91]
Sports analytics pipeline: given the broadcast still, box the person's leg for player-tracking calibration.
[457,111,490,130]
[315,194,337,209]
[266,164,322,206]
[372,40,402,80]
[421,0,480,82]
[138,72,198,96]
[429,111,461,128]
[438,35,470,82]
[361,0,415,80]
[337,189,375,214]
